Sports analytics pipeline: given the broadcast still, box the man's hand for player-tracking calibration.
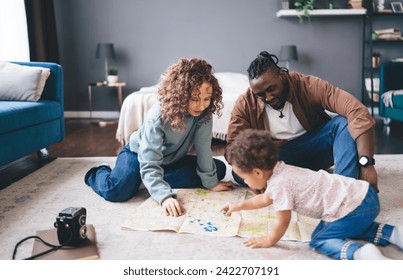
[360,165,379,192]
[243,236,275,248]
[161,197,185,217]
[209,181,238,192]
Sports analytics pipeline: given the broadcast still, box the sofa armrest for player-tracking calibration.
[11,61,63,103]
[379,61,403,94]
[379,61,403,117]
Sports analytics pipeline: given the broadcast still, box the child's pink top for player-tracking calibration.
[266,161,370,222]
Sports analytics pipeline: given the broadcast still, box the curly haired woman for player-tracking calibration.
[85,58,236,216]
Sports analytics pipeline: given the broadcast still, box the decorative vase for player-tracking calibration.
[377,0,385,11]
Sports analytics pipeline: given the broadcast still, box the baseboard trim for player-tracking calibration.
[64,111,119,119]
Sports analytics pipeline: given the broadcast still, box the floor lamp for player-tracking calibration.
[279,45,298,70]
[96,43,115,83]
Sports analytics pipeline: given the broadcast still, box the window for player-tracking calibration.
[0,0,30,61]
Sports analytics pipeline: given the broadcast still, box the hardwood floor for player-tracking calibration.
[51,119,123,157]
[1,116,403,190]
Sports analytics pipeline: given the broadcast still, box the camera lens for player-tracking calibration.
[79,225,88,239]
[78,215,86,226]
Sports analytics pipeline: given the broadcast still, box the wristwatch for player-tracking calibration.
[358,155,375,167]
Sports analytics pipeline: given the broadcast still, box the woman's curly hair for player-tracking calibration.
[158,58,223,131]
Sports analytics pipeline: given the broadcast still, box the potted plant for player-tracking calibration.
[107,67,118,83]
[293,0,349,23]
[294,0,314,24]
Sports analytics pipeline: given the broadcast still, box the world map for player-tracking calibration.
[122,188,319,241]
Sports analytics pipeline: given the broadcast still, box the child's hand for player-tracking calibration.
[243,236,275,248]
[220,202,239,216]
[161,197,185,217]
[209,181,237,192]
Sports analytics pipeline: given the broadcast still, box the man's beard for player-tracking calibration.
[266,78,288,110]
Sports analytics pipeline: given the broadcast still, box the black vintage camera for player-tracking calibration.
[54,207,87,246]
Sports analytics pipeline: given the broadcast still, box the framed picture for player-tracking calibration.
[391,2,403,13]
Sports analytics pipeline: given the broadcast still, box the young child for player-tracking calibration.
[221,129,403,260]
[85,58,236,216]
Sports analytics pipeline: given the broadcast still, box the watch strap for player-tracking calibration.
[359,155,375,167]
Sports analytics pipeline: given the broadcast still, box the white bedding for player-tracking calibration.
[116,72,249,145]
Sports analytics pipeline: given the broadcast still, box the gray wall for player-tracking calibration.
[54,0,367,113]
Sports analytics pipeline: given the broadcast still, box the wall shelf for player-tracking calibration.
[372,39,403,42]
[276,9,366,17]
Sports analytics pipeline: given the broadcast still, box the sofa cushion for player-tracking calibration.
[0,62,51,101]
[0,100,62,135]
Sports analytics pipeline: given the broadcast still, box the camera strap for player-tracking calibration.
[12,235,63,260]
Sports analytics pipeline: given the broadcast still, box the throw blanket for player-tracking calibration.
[382,89,403,108]
[116,72,249,145]
[116,86,158,145]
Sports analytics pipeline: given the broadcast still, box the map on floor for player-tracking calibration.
[122,188,319,241]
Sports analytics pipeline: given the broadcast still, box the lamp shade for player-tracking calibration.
[279,45,298,61]
[96,43,115,59]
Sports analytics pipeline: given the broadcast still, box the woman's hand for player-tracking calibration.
[209,181,238,192]
[161,197,185,217]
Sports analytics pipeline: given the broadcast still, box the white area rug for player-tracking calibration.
[1,155,402,260]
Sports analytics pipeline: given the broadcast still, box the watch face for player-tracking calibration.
[359,156,369,166]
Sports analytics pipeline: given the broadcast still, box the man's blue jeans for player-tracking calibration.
[233,116,359,185]
[309,186,394,260]
[85,144,226,202]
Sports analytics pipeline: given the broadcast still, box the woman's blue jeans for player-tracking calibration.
[84,144,226,202]
[233,116,359,185]
[309,186,394,260]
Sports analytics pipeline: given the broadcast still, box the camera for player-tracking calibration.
[54,207,87,246]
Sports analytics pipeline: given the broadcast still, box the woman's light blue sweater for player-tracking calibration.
[129,104,219,203]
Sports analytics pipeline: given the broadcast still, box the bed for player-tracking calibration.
[116,72,249,145]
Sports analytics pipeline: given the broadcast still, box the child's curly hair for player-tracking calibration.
[158,58,223,131]
[226,129,279,172]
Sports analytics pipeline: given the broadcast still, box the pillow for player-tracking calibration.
[36,67,51,99]
[214,72,249,90]
[0,62,51,101]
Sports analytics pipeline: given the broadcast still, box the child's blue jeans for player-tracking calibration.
[85,144,226,202]
[309,186,394,260]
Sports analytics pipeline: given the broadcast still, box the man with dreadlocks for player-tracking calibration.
[226,51,378,192]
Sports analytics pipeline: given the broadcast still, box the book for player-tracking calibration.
[374,28,400,35]
[376,34,402,40]
[31,224,99,260]
[376,9,393,14]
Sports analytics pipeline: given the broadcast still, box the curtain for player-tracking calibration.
[24,0,59,62]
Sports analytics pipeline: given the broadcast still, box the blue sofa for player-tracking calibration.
[379,61,403,125]
[0,62,64,167]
